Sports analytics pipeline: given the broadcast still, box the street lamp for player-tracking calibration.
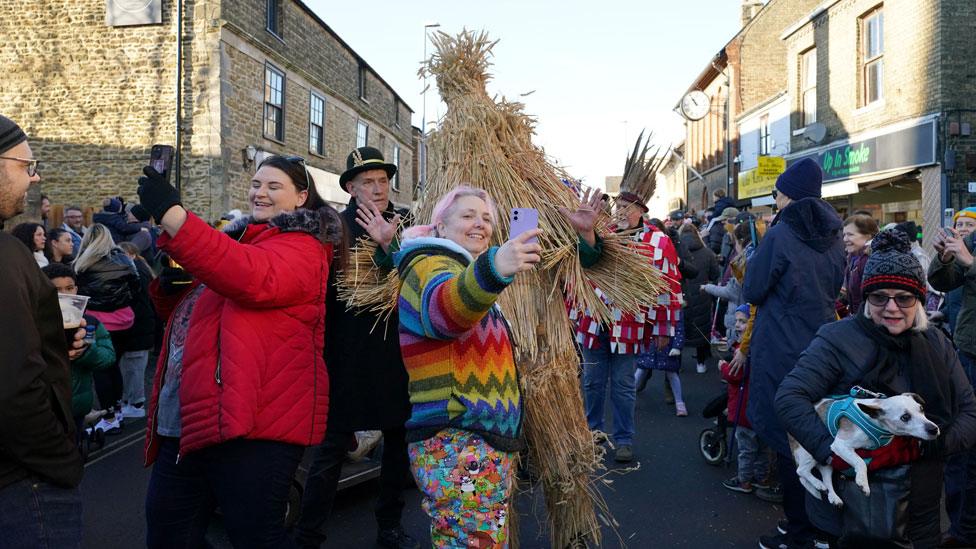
[420,22,440,194]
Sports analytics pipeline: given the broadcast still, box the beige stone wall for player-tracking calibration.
[0,0,415,224]
[0,0,185,217]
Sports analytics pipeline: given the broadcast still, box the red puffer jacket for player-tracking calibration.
[144,210,332,464]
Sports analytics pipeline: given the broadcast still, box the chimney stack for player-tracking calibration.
[741,0,764,27]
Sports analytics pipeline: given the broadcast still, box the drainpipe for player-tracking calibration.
[174,0,183,192]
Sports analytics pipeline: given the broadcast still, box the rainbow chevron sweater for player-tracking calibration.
[394,237,523,452]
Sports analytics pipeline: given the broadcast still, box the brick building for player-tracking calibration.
[782,0,976,248]
[0,0,415,222]
[679,0,976,247]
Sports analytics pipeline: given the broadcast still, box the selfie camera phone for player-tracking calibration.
[150,144,175,185]
[509,208,539,244]
[944,207,955,229]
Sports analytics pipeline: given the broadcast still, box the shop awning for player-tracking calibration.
[746,167,920,207]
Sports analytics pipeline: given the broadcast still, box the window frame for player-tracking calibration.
[263,64,285,143]
[356,120,369,148]
[309,92,325,156]
[265,0,282,39]
[759,113,771,156]
[391,144,400,191]
[860,7,884,106]
[800,48,817,126]
[394,101,401,129]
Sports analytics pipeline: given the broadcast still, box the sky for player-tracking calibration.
[304,0,744,190]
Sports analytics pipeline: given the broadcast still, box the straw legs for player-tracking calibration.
[580,331,636,447]
[409,428,515,548]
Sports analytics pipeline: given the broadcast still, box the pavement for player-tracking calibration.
[81,352,782,548]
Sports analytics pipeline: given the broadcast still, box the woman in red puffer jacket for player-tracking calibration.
[137,155,343,549]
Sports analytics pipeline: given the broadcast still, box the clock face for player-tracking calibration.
[681,90,710,121]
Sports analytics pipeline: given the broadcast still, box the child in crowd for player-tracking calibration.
[42,264,116,448]
[720,304,771,493]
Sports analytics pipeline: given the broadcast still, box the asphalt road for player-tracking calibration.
[81,353,781,548]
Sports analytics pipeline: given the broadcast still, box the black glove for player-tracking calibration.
[137,166,182,223]
[158,265,193,295]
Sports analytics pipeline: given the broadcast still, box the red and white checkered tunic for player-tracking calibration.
[571,224,683,354]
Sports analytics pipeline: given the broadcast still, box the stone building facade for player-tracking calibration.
[0,0,415,222]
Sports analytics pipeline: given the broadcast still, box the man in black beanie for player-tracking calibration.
[0,114,85,546]
[743,157,846,548]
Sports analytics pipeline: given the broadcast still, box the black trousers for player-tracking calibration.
[294,427,409,547]
[777,451,815,544]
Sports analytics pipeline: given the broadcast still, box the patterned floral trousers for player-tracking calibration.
[408,428,516,548]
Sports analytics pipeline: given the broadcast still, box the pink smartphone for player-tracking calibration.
[509,208,539,244]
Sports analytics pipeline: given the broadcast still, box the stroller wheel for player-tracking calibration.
[699,428,726,466]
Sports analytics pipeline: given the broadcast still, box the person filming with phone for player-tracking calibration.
[136,152,344,548]
[930,208,976,547]
[391,184,599,546]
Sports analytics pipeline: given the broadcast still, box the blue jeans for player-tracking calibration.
[734,426,770,484]
[146,436,303,549]
[0,477,82,549]
[581,331,637,446]
[946,352,976,541]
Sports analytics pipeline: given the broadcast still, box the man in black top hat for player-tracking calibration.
[296,146,418,549]
[0,114,86,546]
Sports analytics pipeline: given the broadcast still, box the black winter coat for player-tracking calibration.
[0,234,82,490]
[680,232,720,346]
[775,318,976,545]
[76,249,139,312]
[112,257,157,353]
[325,198,412,432]
[743,197,845,455]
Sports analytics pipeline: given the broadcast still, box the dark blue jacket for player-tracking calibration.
[742,197,845,455]
[709,196,736,218]
[92,211,141,245]
[775,317,976,541]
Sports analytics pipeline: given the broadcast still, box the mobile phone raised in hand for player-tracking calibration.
[509,208,539,244]
[149,144,175,185]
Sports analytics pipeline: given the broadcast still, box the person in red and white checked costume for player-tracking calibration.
[571,192,682,462]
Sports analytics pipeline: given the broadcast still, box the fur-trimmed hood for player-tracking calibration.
[223,207,343,245]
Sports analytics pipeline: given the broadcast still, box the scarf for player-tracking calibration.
[853,313,955,432]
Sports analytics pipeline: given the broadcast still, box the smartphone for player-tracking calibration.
[149,144,175,184]
[944,208,955,230]
[942,227,957,240]
[509,208,539,244]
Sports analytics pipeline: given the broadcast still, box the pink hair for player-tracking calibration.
[402,185,498,241]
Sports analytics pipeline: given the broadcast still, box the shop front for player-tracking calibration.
[786,116,939,241]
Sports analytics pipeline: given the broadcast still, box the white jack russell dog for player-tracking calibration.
[789,388,940,507]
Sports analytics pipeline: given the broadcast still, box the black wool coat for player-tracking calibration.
[324,199,412,433]
[680,232,720,347]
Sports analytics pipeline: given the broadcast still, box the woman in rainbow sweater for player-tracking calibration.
[396,182,595,549]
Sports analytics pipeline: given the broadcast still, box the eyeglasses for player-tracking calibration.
[281,155,312,191]
[771,189,778,200]
[866,293,918,308]
[0,156,38,177]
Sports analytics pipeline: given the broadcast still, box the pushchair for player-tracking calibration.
[699,392,731,466]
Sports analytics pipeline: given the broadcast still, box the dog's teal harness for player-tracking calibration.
[825,387,894,450]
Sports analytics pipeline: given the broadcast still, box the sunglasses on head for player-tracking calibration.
[279,155,312,191]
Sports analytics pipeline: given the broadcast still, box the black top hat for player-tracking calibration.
[339,146,397,192]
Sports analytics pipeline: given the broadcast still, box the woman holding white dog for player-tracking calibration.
[776,230,976,548]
